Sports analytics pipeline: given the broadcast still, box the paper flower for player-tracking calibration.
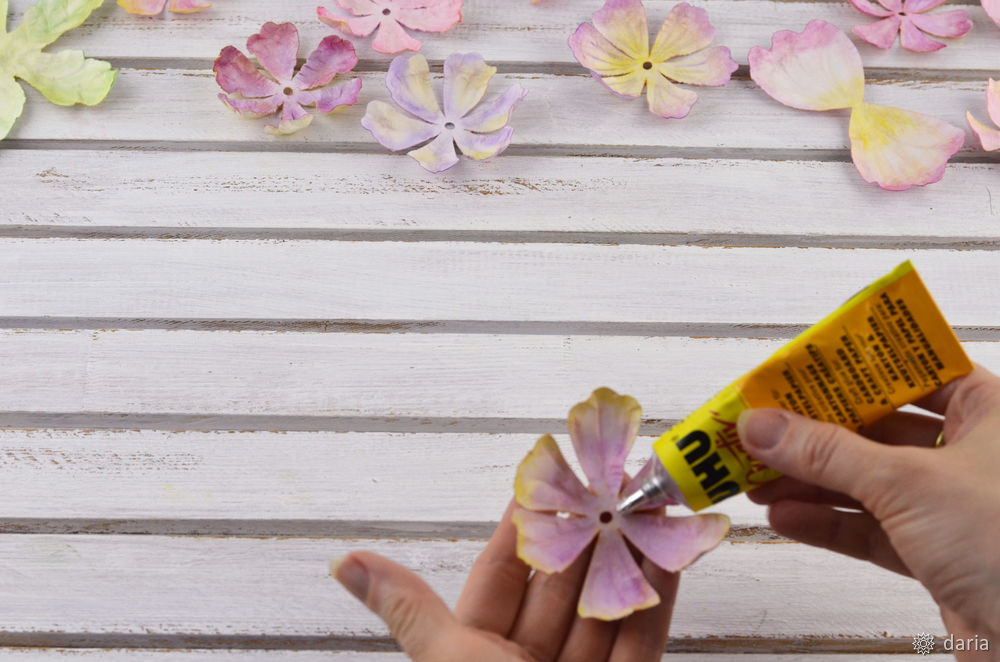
[318,0,462,55]
[967,79,1000,151]
[568,0,736,119]
[513,388,730,620]
[749,20,963,191]
[849,0,971,51]
[362,53,526,172]
[984,0,1000,27]
[0,0,116,141]
[214,22,362,136]
[118,0,210,16]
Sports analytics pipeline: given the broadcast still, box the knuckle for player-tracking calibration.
[379,593,426,651]
[796,422,843,481]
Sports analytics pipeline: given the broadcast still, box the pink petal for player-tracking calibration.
[361,99,439,150]
[907,10,972,38]
[459,85,527,133]
[568,388,641,498]
[334,0,378,14]
[117,0,167,15]
[512,508,598,574]
[986,78,1000,128]
[168,0,210,12]
[578,530,660,620]
[658,45,736,86]
[748,20,865,111]
[214,46,281,98]
[248,22,299,84]
[898,16,946,50]
[852,16,902,49]
[297,77,362,113]
[385,53,443,123]
[650,3,716,61]
[371,17,423,54]
[266,100,314,135]
[984,0,1000,26]
[218,93,282,118]
[408,131,460,172]
[591,0,650,61]
[454,125,514,160]
[292,35,359,90]
[443,53,494,119]
[967,111,1000,151]
[619,513,729,572]
[317,6,382,37]
[902,0,947,12]
[848,101,964,190]
[848,0,895,18]
[514,434,599,514]
[396,0,463,32]
[646,71,699,118]
[569,22,639,82]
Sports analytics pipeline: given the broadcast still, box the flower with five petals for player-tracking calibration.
[849,0,971,52]
[318,0,462,55]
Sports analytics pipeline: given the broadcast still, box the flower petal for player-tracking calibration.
[597,69,647,98]
[577,530,660,620]
[591,0,649,61]
[898,16,945,51]
[292,35,358,90]
[650,2,716,61]
[848,101,964,190]
[620,513,730,572]
[984,0,1000,26]
[396,0,463,32]
[0,76,27,141]
[247,22,299,84]
[848,0,894,18]
[986,78,1000,128]
[455,126,514,161]
[335,0,378,14]
[646,71,698,118]
[902,0,947,12]
[408,131,460,172]
[371,17,423,54]
[907,10,971,38]
[568,388,641,498]
[748,20,864,111]
[168,0,210,12]
[443,53,495,119]
[218,92,282,118]
[459,85,527,133]
[569,22,639,82]
[657,45,736,86]
[317,6,382,37]
[514,434,599,514]
[512,507,599,574]
[385,53,443,122]
[266,100,314,135]
[967,111,1000,151]
[117,0,166,15]
[852,16,902,49]
[214,45,281,98]
[297,77,362,113]
[361,99,440,150]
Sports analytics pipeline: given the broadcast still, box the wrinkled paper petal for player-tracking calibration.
[853,15,902,49]
[361,99,439,150]
[117,0,166,14]
[646,70,699,118]
[371,16,424,53]
[454,125,514,160]
[293,35,358,90]
[513,507,598,574]
[0,76,26,140]
[849,0,895,17]
[898,16,946,51]
[984,0,1000,26]
[657,45,736,86]
[514,434,599,514]
[219,92,281,117]
[168,0,210,12]
[317,5,382,37]
[568,388,641,497]
[443,52,495,119]
[578,530,660,620]
[396,0,462,33]
[650,2,716,61]
[459,85,528,133]
[591,0,649,61]
[568,22,639,84]
[907,9,971,37]
[298,76,362,113]
[214,45,281,97]
[966,78,1000,151]
[14,49,116,105]
[266,100,314,135]
[248,22,299,84]
[386,53,443,122]
[408,130,460,172]
[620,513,730,571]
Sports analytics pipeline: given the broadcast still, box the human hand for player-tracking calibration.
[737,364,1000,649]
[330,502,679,661]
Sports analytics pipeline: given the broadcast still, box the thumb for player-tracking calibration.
[331,551,460,659]
[737,408,904,506]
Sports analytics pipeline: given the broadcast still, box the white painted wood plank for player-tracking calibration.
[7,0,998,71]
[0,331,997,418]
[0,652,941,661]
[0,242,997,325]
[7,150,1000,238]
[0,536,944,637]
[0,429,769,527]
[7,71,993,155]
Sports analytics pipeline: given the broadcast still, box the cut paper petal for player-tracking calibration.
[512,507,598,574]
[966,79,1000,151]
[985,0,1000,26]
[646,71,699,118]
[849,0,970,51]
[568,23,639,81]
[408,131,460,172]
[459,85,528,133]
[649,2,716,61]
[514,434,599,514]
[849,101,964,190]
[396,0,463,32]
[849,0,895,18]
[619,513,730,572]
[169,0,210,12]
[266,100,314,135]
[453,125,514,160]
[299,77,363,113]
[118,0,210,14]
[852,16,902,49]
[0,75,26,139]
[371,15,424,53]
[361,99,439,150]
[898,16,946,51]
[293,35,359,90]
[214,46,281,97]
[578,530,660,620]
[317,0,463,55]
[658,45,737,86]
[568,387,640,497]
[248,22,298,84]
[591,0,649,61]
[443,53,495,119]
[907,10,971,37]
[218,93,281,117]
[386,53,443,123]
[904,0,948,13]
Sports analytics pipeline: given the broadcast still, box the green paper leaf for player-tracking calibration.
[0,74,26,137]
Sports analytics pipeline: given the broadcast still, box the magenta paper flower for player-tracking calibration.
[362,53,526,173]
[849,0,971,51]
[568,0,736,119]
[967,79,1000,151]
[214,22,362,136]
[318,0,462,55]
[749,20,963,191]
[118,0,210,15]
[513,388,730,620]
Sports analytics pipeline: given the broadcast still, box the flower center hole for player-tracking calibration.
[444,121,455,130]
[382,7,391,14]
[599,511,613,524]
[283,87,294,96]
[642,61,653,70]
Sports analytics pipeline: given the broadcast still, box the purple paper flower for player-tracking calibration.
[214,22,362,135]
[849,0,971,51]
[361,52,527,172]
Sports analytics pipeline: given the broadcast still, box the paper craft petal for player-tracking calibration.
[15,50,116,105]
[986,78,1000,128]
[984,0,1000,26]
[657,45,736,86]
[646,71,699,118]
[169,0,211,12]
[443,53,495,119]
[568,387,640,497]
[335,0,378,13]
[298,77,363,113]
[650,3,715,61]
[620,513,730,572]
[848,101,964,190]
[408,131,460,172]
[849,0,895,17]
[248,22,299,83]
[214,46,282,97]
[568,22,638,82]
[748,20,864,111]
[455,126,514,160]
[591,0,649,60]
[361,99,439,150]
[219,93,281,117]
[0,77,26,140]
[266,100,314,135]
[117,0,166,14]
[514,435,598,514]
[880,0,904,10]
[907,10,971,38]
[459,85,528,133]
[292,35,359,90]
[396,0,463,32]
[853,15,902,48]
[20,0,104,48]
[513,507,598,574]
[578,530,660,620]
[373,17,423,54]
[903,0,947,11]
[967,112,1000,151]
[317,6,382,37]
[386,53,443,122]
[898,16,944,50]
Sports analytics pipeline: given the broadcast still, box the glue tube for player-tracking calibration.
[619,261,973,513]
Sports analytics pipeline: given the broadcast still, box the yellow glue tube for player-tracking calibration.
[637,262,972,512]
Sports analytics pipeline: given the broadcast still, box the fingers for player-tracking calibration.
[747,476,863,510]
[555,612,619,662]
[454,501,531,636]
[331,551,460,660]
[914,364,1000,418]
[609,559,680,662]
[859,410,942,448]
[767,500,911,577]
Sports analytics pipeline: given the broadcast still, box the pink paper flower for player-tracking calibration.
[512,388,730,620]
[362,52,527,173]
[568,0,736,119]
[849,0,971,51]
[214,22,362,136]
[967,79,1000,151]
[749,20,964,191]
[318,0,462,55]
[118,0,211,15]
[984,0,1000,27]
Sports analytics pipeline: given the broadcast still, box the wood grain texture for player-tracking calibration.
[0,536,943,637]
[5,150,1000,239]
[5,0,998,72]
[0,652,943,661]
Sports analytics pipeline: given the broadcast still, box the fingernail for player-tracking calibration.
[738,409,789,450]
[330,555,369,602]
